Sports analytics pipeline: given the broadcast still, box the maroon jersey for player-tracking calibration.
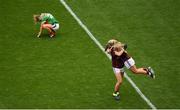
[111,51,124,68]
[110,50,131,68]
[119,51,131,63]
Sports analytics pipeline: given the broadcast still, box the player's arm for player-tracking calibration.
[105,44,113,54]
[106,47,113,54]
[37,23,43,37]
[37,19,46,37]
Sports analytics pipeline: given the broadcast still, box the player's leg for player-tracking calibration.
[114,72,123,92]
[130,66,155,78]
[112,68,124,100]
[42,24,55,37]
[129,65,148,75]
[50,23,59,38]
[125,58,155,78]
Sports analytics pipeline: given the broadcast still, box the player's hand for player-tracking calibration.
[37,32,41,38]
[106,48,112,54]
[124,44,127,50]
[37,34,40,38]
[105,44,110,51]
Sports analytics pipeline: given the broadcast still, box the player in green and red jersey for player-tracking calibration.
[33,13,59,38]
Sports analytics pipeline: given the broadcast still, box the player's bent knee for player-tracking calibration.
[42,25,48,29]
[42,24,46,28]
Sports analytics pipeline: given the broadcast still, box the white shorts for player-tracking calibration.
[113,67,124,74]
[124,57,135,69]
[52,23,59,31]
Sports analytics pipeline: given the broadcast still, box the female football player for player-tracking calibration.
[105,39,126,100]
[105,39,155,100]
[33,13,59,38]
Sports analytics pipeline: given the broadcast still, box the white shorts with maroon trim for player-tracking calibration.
[113,67,124,74]
[124,57,135,69]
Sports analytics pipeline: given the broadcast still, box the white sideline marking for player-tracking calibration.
[60,0,156,109]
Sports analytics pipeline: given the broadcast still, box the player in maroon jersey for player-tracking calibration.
[105,39,155,100]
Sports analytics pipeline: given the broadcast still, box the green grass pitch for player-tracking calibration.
[0,0,180,109]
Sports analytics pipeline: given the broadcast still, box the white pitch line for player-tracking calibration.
[59,0,157,109]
